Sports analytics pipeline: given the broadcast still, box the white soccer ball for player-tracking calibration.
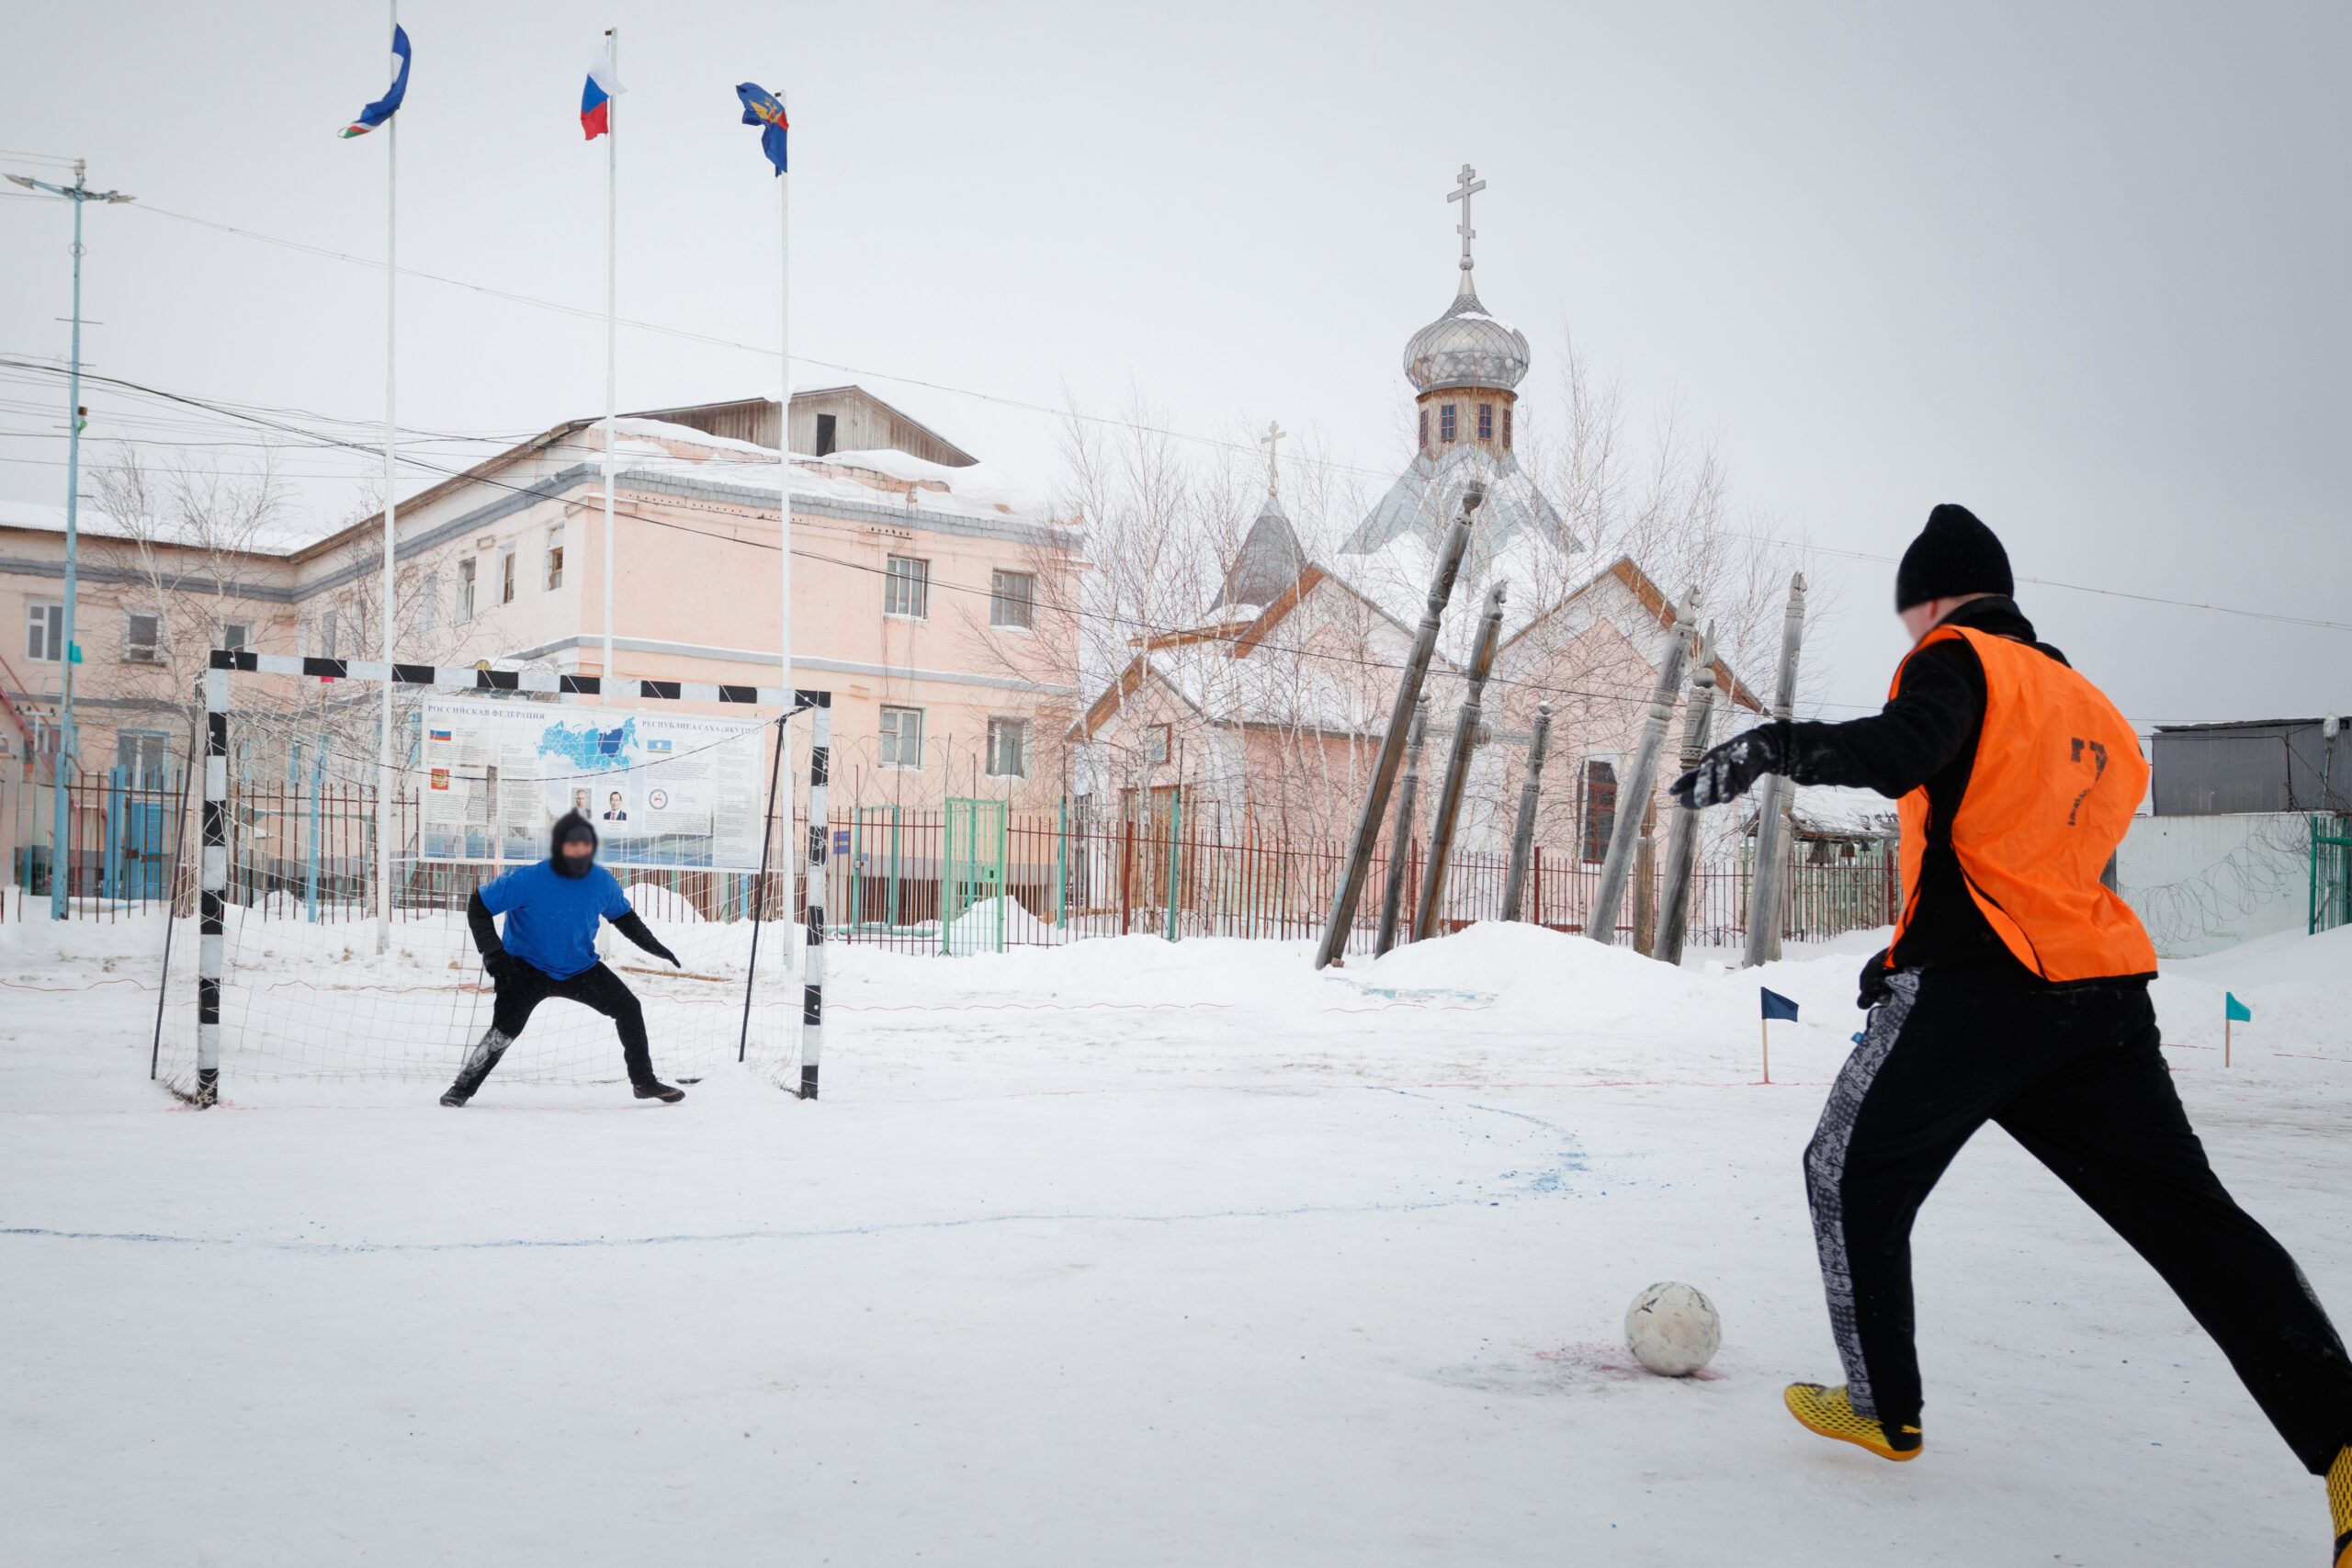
[1623,1281,1721,1377]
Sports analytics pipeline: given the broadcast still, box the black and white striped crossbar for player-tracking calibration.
[206,649,824,710]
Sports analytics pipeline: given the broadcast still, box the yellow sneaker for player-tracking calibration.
[1783,1382,1922,1461]
[2329,1445,2352,1567]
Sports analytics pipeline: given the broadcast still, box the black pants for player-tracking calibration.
[477,961,655,1087]
[1806,965,2352,1472]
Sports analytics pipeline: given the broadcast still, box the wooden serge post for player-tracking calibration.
[1655,623,1720,964]
[1375,696,1430,956]
[1416,581,1509,942]
[1313,484,1481,969]
[799,692,831,1100]
[1500,702,1553,922]
[1588,588,1699,944]
[1743,573,1807,967]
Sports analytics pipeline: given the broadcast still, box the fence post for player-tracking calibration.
[1654,624,1721,964]
[1589,587,1700,944]
[1501,702,1553,922]
[1743,572,1806,966]
[1120,817,1134,936]
[1532,844,1544,927]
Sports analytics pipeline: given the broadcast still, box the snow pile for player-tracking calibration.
[619,882,706,925]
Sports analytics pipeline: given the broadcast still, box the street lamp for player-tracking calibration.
[8,161,134,919]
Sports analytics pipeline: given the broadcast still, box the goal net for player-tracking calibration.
[154,655,831,1103]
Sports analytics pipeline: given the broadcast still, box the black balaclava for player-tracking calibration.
[1894,503,2014,611]
[550,810,598,879]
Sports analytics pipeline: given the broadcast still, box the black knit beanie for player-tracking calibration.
[550,809,598,877]
[1894,504,2013,611]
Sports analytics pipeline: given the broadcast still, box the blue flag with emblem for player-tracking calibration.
[1760,987,1800,1022]
[736,83,788,174]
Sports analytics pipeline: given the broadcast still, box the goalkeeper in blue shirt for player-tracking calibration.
[442,810,685,1107]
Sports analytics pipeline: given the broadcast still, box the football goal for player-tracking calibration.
[152,649,833,1105]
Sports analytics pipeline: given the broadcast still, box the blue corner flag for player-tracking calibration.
[736,83,789,174]
[2225,992,2253,1023]
[1761,987,1800,1022]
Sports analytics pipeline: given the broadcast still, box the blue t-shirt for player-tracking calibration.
[479,861,631,980]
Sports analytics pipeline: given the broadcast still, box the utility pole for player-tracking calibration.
[1743,573,1806,967]
[7,161,134,919]
[1500,702,1552,922]
[1313,484,1481,969]
[1586,588,1698,945]
[1374,695,1430,956]
[1653,624,1720,964]
[1415,581,1507,942]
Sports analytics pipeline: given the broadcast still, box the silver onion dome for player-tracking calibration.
[1402,280,1532,394]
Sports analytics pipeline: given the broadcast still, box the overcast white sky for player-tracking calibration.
[3,1,2345,724]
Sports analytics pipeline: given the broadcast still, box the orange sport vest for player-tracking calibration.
[1887,624,2157,983]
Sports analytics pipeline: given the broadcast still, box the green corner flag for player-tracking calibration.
[2225,992,2253,1023]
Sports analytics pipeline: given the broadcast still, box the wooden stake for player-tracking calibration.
[2225,1016,2232,1067]
[1761,1018,1771,1084]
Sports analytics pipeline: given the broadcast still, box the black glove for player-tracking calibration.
[1856,948,1894,1010]
[611,910,681,968]
[1670,725,1784,809]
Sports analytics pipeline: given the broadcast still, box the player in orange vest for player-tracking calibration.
[1675,505,2352,1561]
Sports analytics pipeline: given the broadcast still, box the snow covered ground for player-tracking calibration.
[6,916,2351,1564]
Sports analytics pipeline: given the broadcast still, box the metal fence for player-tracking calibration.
[4,783,1904,953]
[2315,818,2352,937]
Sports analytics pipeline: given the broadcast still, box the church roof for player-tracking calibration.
[1402,278,1532,394]
[1339,443,1572,569]
[1208,491,1312,615]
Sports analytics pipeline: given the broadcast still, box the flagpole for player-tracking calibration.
[778,149,790,709]
[376,0,398,956]
[601,26,617,709]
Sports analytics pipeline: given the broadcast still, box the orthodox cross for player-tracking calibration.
[1261,420,1287,499]
[1447,164,1486,274]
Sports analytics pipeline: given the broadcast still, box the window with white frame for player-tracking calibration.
[501,549,517,605]
[545,525,565,592]
[122,611,162,663]
[989,570,1035,630]
[116,730,169,788]
[26,601,63,663]
[1145,722,1170,766]
[879,705,924,770]
[216,619,250,651]
[457,558,477,622]
[884,556,930,618]
[987,716,1029,778]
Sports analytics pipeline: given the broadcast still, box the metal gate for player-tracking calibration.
[943,797,1008,955]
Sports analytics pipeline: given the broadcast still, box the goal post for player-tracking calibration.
[175,648,827,1107]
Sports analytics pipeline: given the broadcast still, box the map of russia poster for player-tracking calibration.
[417,698,770,871]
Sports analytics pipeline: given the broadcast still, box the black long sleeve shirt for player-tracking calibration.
[1774,595,2070,978]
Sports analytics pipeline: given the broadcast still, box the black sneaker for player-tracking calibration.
[633,1079,685,1103]
[440,1084,474,1108]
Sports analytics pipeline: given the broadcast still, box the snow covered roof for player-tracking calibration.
[1207,492,1311,615]
[0,497,337,557]
[1340,444,1570,565]
[1743,783,1899,840]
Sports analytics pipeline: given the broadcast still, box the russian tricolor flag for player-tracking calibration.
[581,41,625,140]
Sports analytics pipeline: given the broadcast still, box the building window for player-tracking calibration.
[26,601,63,663]
[116,730,169,788]
[815,412,837,457]
[319,610,338,660]
[885,556,930,618]
[545,525,565,592]
[879,705,923,770]
[1419,408,1429,449]
[217,620,249,651]
[501,549,517,605]
[123,612,162,663]
[1440,404,1457,443]
[987,716,1029,778]
[1502,406,1512,449]
[1579,760,1618,863]
[989,570,1035,630]
[1478,402,1494,441]
[458,558,477,622]
[1145,723,1171,766]
[421,570,438,636]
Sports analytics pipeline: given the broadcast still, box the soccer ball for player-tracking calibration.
[1624,1281,1721,1376]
